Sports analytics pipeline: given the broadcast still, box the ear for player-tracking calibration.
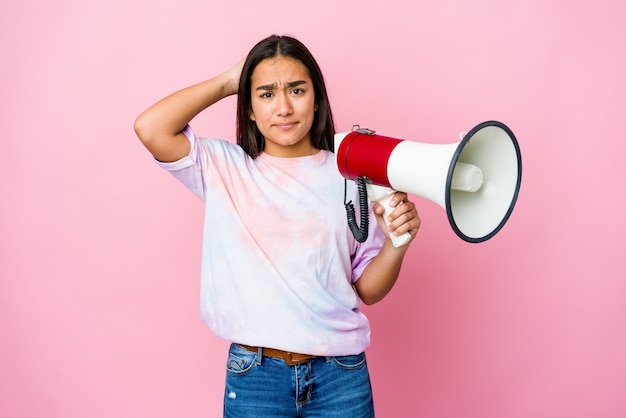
[314,103,319,112]
[249,110,255,121]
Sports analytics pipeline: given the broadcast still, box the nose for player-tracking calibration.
[275,92,293,116]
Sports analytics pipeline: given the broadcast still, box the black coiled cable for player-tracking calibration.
[344,176,370,243]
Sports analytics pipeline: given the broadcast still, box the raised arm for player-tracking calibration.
[134,59,244,162]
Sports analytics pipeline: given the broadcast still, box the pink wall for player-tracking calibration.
[1,0,625,417]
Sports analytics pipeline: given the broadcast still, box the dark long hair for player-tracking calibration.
[236,35,335,158]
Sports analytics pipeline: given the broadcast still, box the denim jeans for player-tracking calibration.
[223,343,374,417]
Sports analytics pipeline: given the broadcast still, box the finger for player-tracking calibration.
[388,211,414,232]
[372,202,386,216]
[388,201,416,222]
[389,206,420,233]
[389,192,408,208]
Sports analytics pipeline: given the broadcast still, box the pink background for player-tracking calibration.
[1,0,625,417]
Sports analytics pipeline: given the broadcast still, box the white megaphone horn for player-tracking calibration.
[335,121,522,246]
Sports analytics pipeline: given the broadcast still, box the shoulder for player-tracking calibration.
[182,125,247,160]
[198,137,245,156]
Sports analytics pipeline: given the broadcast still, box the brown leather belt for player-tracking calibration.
[239,344,318,366]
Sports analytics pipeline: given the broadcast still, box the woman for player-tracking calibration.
[134,35,420,417]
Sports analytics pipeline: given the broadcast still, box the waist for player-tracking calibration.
[239,344,318,366]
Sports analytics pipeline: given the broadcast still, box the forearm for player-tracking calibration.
[353,192,420,305]
[354,240,409,305]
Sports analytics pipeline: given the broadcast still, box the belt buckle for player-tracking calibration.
[282,351,308,366]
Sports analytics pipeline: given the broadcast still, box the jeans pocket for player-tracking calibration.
[226,344,258,376]
[330,353,367,370]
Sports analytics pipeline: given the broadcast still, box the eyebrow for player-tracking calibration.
[255,80,308,91]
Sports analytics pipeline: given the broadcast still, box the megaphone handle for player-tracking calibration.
[366,184,411,248]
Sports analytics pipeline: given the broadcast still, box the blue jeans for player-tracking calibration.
[223,343,374,417]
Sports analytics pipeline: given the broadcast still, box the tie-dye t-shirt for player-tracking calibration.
[156,126,385,356]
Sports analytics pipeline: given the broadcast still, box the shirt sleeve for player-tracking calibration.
[350,205,386,283]
[155,126,206,201]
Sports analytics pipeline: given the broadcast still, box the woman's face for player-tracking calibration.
[249,56,318,157]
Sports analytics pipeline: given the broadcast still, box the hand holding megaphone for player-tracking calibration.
[367,184,412,248]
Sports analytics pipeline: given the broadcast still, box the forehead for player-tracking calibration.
[250,56,311,85]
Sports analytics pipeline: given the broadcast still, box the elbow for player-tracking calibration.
[355,285,387,305]
[133,114,154,147]
[133,115,165,160]
[133,114,166,156]
[355,280,393,305]
[133,115,190,163]
[360,295,384,306]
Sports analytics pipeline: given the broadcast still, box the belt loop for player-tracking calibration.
[256,346,263,365]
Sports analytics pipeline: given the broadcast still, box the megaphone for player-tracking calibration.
[335,121,522,245]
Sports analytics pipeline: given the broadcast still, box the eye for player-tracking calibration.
[291,88,304,95]
[259,92,273,99]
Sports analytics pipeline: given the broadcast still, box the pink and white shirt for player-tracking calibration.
[157,126,385,356]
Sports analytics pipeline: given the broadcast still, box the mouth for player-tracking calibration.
[274,122,298,130]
